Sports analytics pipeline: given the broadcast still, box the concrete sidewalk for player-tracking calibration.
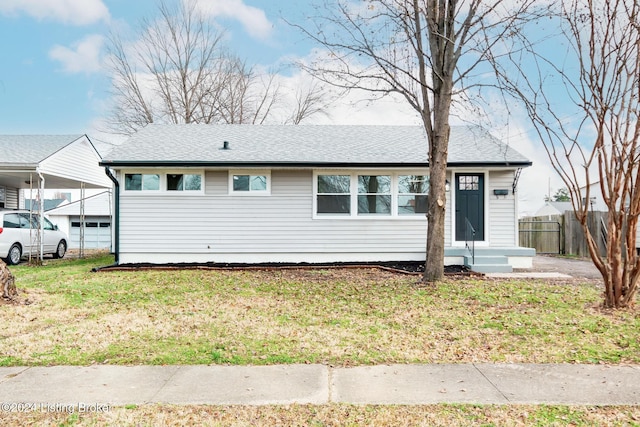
[1,364,639,406]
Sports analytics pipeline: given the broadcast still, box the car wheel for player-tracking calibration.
[53,240,67,259]
[7,244,22,265]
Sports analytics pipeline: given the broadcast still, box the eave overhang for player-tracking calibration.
[100,160,533,168]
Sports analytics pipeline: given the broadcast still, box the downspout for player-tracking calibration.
[104,167,120,264]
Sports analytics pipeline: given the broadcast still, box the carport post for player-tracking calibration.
[37,168,45,262]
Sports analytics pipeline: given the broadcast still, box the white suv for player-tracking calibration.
[0,210,68,265]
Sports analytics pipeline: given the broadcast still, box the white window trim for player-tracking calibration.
[121,170,205,194]
[164,171,205,194]
[313,171,429,219]
[228,170,271,196]
[122,171,161,193]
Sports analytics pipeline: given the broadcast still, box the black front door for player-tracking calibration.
[455,173,484,241]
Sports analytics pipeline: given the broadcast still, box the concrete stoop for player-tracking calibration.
[464,255,513,273]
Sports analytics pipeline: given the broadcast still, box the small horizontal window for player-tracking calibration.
[168,174,202,191]
[125,173,160,191]
[230,171,270,194]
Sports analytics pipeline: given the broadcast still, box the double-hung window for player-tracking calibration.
[358,175,391,215]
[317,174,351,214]
[398,175,429,215]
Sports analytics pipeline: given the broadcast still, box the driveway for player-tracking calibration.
[523,255,601,281]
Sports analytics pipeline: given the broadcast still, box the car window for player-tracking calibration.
[2,213,20,228]
[43,217,55,231]
[19,213,39,229]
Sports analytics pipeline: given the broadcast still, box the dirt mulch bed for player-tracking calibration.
[92,261,477,276]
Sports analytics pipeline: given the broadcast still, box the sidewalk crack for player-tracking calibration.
[0,367,31,385]
[327,366,334,403]
[473,363,511,403]
[146,366,180,404]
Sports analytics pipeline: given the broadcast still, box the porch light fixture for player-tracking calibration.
[445,179,450,192]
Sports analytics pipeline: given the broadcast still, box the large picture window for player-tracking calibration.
[317,175,351,214]
[314,172,429,218]
[398,175,429,215]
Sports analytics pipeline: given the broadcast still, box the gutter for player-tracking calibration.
[104,167,120,264]
[99,160,533,168]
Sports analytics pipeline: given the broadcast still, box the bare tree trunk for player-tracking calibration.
[1,259,17,300]
[424,111,451,282]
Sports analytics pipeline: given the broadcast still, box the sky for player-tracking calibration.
[0,0,564,215]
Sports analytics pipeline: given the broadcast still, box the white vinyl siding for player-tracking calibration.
[118,169,428,262]
[38,136,111,188]
[488,170,518,247]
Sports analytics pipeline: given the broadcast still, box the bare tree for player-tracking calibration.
[105,0,328,134]
[292,0,539,282]
[494,0,639,308]
[286,81,332,125]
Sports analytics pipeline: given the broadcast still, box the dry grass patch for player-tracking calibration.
[1,255,638,366]
[1,404,639,426]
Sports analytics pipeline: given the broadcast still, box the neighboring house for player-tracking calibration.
[0,135,111,211]
[47,191,112,250]
[100,124,535,272]
[533,201,573,218]
[579,182,608,211]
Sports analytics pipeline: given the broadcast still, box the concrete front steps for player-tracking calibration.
[445,247,535,273]
[464,255,513,273]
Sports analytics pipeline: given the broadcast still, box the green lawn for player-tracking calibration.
[1,254,637,367]
[2,403,639,427]
[2,255,639,426]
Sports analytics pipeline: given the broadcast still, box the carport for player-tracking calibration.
[0,135,112,259]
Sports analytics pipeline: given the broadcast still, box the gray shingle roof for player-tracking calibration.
[0,135,84,166]
[101,124,530,167]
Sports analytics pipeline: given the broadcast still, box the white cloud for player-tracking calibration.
[49,34,104,74]
[190,0,272,39]
[0,0,109,25]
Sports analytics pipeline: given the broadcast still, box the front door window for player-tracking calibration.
[455,174,484,241]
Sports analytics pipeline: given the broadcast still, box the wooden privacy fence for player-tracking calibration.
[519,211,608,257]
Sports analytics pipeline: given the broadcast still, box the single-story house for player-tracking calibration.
[0,135,111,210]
[46,191,113,250]
[100,124,535,272]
